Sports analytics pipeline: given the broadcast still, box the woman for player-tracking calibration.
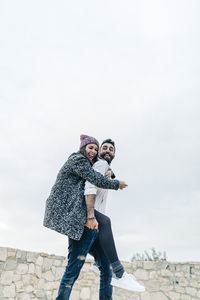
[44,135,125,299]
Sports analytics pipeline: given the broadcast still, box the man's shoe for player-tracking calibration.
[111,272,145,292]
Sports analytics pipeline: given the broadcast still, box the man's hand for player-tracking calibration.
[119,181,128,190]
[85,218,98,229]
[105,170,112,178]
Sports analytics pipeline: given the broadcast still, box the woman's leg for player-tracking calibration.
[94,210,124,278]
[56,227,98,299]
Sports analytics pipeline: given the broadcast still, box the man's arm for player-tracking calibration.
[84,160,108,196]
[84,160,108,229]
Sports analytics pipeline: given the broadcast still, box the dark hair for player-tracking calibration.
[79,145,98,165]
[100,139,115,152]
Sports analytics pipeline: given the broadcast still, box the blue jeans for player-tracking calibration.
[56,226,113,300]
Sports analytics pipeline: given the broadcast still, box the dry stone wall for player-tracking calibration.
[0,247,200,300]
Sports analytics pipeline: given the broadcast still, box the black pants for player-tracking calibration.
[95,209,119,263]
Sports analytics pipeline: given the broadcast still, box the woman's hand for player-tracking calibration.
[104,170,112,178]
[119,181,128,189]
[85,218,98,229]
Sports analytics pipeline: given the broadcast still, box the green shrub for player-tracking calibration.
[131,247,167,262]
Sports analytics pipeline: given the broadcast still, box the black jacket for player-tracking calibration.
[43,152,119,240]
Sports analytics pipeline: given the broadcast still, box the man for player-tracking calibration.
[84,139,145,295]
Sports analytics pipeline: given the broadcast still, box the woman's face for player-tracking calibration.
[85,143,98,163]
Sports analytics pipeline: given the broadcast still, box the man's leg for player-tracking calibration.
[94,210,124,278]
[56,227,98,300]
[89,237,113,300]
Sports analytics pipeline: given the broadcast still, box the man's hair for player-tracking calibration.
[100,139,115,152]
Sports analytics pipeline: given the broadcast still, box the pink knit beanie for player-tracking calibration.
[80,134,99,149]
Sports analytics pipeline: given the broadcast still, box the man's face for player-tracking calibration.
[99,143,115,164]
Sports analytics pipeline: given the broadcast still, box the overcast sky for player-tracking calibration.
[0,0,200,262]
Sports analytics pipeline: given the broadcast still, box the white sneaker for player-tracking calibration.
[111,272,145,292]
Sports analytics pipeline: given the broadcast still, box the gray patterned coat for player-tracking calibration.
[43,152,120,240]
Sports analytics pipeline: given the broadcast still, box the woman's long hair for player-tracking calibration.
[79,145,98,165]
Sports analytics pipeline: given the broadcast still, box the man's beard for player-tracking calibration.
[100,152,114,164]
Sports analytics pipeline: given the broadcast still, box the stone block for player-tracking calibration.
[32,274,39,288]
[35,265,42,278]
[45,290,52,300]
[52,266,56,275]
[168,291,181,300]
[42,270,54,281]
[28,263,35,274]
[182,265,190,274]
[80,287,90,299]
[181,295,191,300]
[145,280,160,292]
[3,284,16,297]
[83,272,95,280]
[5,259,17,271]
[161,269,173,277]
[150,271,158,279]
[175,286,185,293]
[15,280,24,292]
[0,271,14,285]
[140,292,151,300]
[36,256,44,266]
[91,293,99,300]
[55,267,65,280]
[43,257,53,271]
[143,262,156,270]
[62,258,68,266]
[0,262,4,272]
[53,259,61,267]
[132,261,144,269]
[186,287,197,297]
[52,290,58,300]
[16,264,28,275]
[25,285,34,293]
[190,280,200,288]
[27,252,38,263]
[8,248,17,258]
[0,247,7,261]
[79,280,92,286]
[16,293,31,300]
[13,274,21,282]
[160,285,173,292]
[180,278,189,287]
[70,290,80,300]
[37,278,45,289]
[134,268,149,280]
[33,289,45,298]
[44,281,57,290]
[159,277,170,285]
[82,262,91,272]
[22,274,32,286]
[197,290,200,298]
[151,292,168,300]
[40,252,48,257]
[16,251,27,262]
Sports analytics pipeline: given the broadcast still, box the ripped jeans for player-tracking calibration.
[56,226,113,300]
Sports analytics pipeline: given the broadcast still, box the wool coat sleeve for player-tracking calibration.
[70,154,120,190]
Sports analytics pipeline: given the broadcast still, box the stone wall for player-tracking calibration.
[0,246,200,300]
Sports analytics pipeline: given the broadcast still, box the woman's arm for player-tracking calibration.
[70,153,120,190]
